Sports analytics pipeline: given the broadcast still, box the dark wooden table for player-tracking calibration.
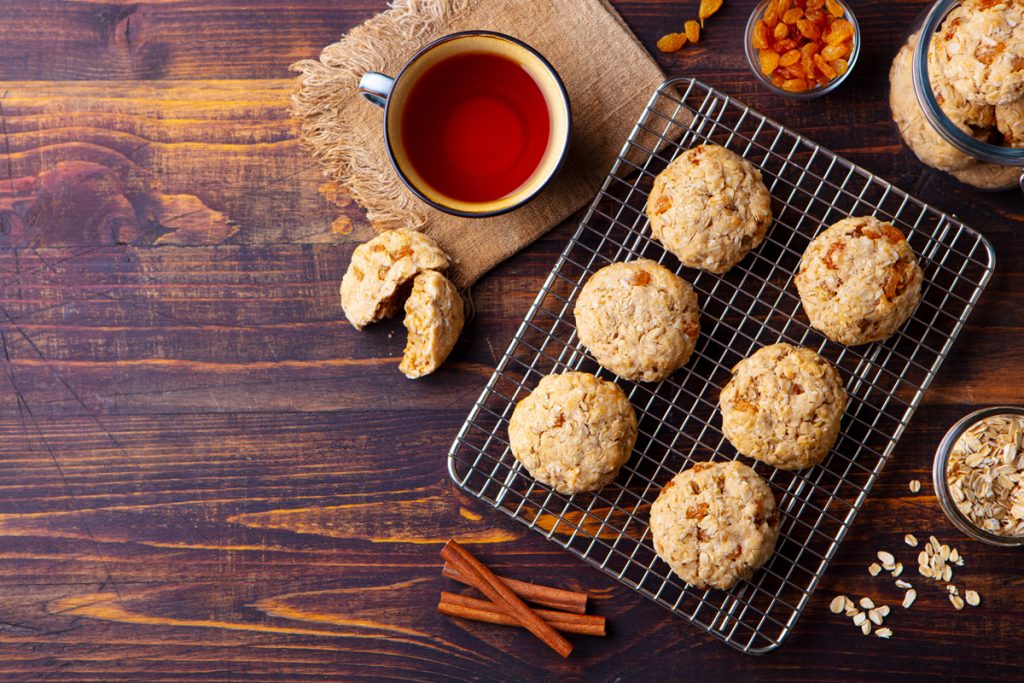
[0,1,1021,680]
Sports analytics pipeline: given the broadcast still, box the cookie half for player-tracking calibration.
[340,229,449,330]
[399,270,464,379]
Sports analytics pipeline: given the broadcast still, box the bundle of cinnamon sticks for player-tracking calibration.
[438,540,606,657]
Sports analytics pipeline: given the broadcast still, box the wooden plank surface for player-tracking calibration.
[0,0,1022,680]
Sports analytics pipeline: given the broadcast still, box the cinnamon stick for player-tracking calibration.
[438,592,605,636]
[440,540,574,658]
[442,562,588,614]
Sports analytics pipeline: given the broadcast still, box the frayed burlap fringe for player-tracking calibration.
[290,0,468,232]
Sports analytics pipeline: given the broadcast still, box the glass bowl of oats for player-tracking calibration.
[933,407,1024,546]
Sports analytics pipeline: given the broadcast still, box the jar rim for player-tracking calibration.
[914,0,1024,168]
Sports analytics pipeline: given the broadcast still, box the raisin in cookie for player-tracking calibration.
[650,461,780,590]
[646,144,772,274]
[508,372,637,494]
[938,0,1024,107]
[795,217,923,346]
[720,344,847,471]
[340,229,449,330]
[574,260,700,382]
[399,270,464,379]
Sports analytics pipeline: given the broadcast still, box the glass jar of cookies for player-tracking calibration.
[889,0,1024,191]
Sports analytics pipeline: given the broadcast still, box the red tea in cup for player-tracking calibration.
[400,52,552,205]
[359,32,572,217]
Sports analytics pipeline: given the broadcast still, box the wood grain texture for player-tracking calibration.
[0,0,1022,681]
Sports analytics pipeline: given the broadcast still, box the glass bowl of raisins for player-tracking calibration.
[744,0,860,98]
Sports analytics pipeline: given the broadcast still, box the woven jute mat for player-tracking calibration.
[291,0,668,287]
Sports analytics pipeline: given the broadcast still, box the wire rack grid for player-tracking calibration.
[447,78,995,654]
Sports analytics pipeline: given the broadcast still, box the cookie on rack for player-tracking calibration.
[508,371,637,494]
[340,229,449,330]
[399,270,464,379]
[720,343,847,471]
[795,216,923,346]
[645,144,772,274]
[574,259,700,382]
[937,0,1024,107]
[650,461,780,590]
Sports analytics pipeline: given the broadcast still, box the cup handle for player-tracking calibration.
[358,72,395,108]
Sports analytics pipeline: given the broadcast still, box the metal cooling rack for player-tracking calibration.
[447,78,995,654]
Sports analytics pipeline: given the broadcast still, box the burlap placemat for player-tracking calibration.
[291,0,669,287]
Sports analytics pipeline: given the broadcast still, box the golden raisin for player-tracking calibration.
[698,0,724,25]
[759,49,781,75]
[782,7,803,24]
[831,58,849,76]
[654,194,672,214]
[825,0,845,17]
[657,32,688,52]
[821,42,848,61]
[827,19,854,44]
[752,20,771,49]
[814,53,837,79]
[631,270,652,286]
[780,49,801,66]
[774,21,789,39]
[685,20,701,44]
[763,7,780,28]
[782,77,809,92]
[797,18,821,40]
[806,0,825,9]
[686,502,710,520]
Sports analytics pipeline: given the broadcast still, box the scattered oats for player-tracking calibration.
[909,479,922,493]
[956,556,965,567]
[930,535,941,552]
[950,548,960,563]
[852,611,867,626]
[965,590,981,606]
[891,562,904,578]
[942,565,953,582]
[905,534,918,547]
[950,594,965,610]
[875,627,893,639]
[917,550,929,566]
[919,564,933,578]
[868,608,884,626]
[868,562,882,576]
[861,621,872,636]
[830,595,847,614]
[895,579,913,589]
[947,584,958,595]
[940,545,951,562]
[877,551,896,568]
[859,597,875,610]
[902,589,917,608]
[845,605,860,617]
[878,605,891,617]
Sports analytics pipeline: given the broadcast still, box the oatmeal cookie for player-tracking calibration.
[890,33,993,172]
[646,144,772,274]
[996,96,1024,146]
[650,461,780,590]
[720,344,847,471]
[574,260,700,382]
[399,270,464,379]
[340,229,449,330]
[938,0,1024,106]
[950,161,1023,190]
[795,217,923,346]
[508,372,637,494]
